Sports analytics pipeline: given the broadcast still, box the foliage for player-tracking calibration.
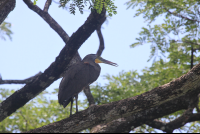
[59,0,117,16]
[126,0,200,62]
[0,21,13,41]
[0,88,86,133]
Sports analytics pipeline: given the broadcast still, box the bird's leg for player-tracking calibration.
[75,94,78,113]
[70,98,73,116]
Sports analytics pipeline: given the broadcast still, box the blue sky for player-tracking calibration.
[0,0,155,100]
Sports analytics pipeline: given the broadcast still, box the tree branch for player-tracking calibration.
[0,0,106,122]
[96,21,105,57]
[43,0,52,12]
[83,85,95,105]
[0,72,42,84]
[145,120,173,133]
[0,0,16,25]
[172,39,200,46]
[164,7,200,23]
[23,0,69,43]
[26,95,190,133]
[24,62,200,133]
[146,96,199,133]
[146,111,200,133]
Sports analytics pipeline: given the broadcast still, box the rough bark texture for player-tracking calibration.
[24,62,200,133]
[0,0,106,122]
[0,0,15,24]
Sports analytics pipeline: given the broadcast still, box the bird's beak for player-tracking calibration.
[95,57,118,67]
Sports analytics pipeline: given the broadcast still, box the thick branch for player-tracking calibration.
[0,0,106,122]
[43,0,52,12]
[90,95,196,133]
[25,62,200,133]
[0,72,42,84]
[26,95,190,133]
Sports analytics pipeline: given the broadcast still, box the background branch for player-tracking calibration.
[146,96,199,133]
[23,0,69,43]
[146,111,200,133]
[164,7,200,23]
[0,72,42,84]
[83,85,95,105]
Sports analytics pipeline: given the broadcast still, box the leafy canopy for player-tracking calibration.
[126,0,200,62]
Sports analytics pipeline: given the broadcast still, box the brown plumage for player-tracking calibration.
[58,54,117,116]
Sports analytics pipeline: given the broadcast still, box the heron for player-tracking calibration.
[58,54,117,116]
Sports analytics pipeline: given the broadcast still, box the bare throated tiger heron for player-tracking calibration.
[58,54,117,116]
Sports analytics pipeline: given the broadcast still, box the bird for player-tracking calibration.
[58,54,117,116]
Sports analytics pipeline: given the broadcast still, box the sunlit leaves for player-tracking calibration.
[59,0,117,16]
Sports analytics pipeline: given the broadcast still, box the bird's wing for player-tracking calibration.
[58,63,83,106]
[58,63,100,107]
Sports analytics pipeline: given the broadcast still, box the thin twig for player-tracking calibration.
[164,7,200,23]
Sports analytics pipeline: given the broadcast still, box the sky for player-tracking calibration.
[0,0,156,100]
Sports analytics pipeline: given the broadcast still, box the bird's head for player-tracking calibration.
[83,54,118,67]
